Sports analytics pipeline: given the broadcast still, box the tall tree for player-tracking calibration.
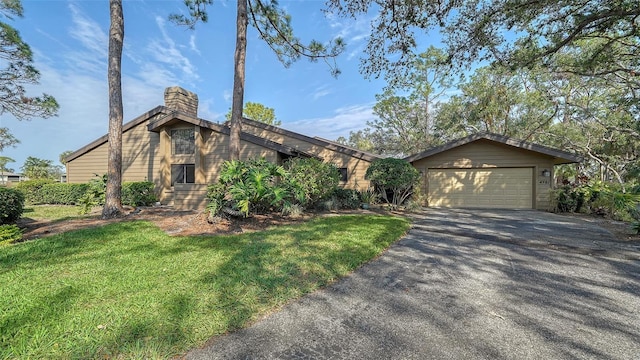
[102,0,124,218]
[225,101,281,126]
[171,0,344,160]
[434,65,558,140]
[337,47,455,156]
[0,155,14,185]
[326,0,639,83]
[59,150,73,165]
[21,156,60,180]
[0,0,59,147]
[0,127,19,151]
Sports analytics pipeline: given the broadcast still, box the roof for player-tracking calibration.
[237,117,380,162]
[148,110,320,159]
[404,132,582,165]
[65,106,166,163]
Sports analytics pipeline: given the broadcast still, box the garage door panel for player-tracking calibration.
[427,168,533,209]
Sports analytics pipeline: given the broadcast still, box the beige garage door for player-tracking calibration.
[427,168,533,209]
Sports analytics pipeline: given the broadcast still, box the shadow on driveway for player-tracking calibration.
[185,209,640,360]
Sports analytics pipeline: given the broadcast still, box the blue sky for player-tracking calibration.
[1,0,406,171]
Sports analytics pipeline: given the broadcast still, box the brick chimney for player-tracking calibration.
[164,86,198,117]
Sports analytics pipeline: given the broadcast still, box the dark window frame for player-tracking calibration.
[171,164,195,186]
[171,129,195,155]
[338,167,348,182]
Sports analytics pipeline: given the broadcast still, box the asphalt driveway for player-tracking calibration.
[185,209,640,360]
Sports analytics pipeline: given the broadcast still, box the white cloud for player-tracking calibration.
[66,3,108,74]
[189,34,201,55]
[285,103,375,140]
[311,85,332,100]
[223,89,232,103]
[326,11,373,45]
[147,16,199,84]
[68,3,108,58]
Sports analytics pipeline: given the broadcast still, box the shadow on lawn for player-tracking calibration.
[0,215,406,359]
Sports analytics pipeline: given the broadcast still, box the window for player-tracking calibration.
[171,129,195,154]
[171,164,195,186]
[338,167,348,182]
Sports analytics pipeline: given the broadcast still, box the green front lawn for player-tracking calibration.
[0,214,410,359]
[21,205,91,221]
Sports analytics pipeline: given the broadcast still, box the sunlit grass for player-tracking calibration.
[0,214,410,359]
[21,205,92,221]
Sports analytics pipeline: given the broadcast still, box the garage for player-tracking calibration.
[427,168,533,208]
[404,133,581,210]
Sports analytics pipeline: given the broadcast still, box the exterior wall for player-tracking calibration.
[242,122,373,190]
[66,119,162,191]
[158,123,278,209]
[410,139,555,210]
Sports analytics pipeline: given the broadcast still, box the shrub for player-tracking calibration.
[0,224,22,245]
[334,188,361,209]
[218,159,289,216]
[283,158,340,206]
[0,188,25,224]
[553,181,640,221]
[206,183,226,217]
[77,176,156,214]
[38,183,89,205]
[122,182,157,206]
[14,179,55,204]
[365,158,420,207]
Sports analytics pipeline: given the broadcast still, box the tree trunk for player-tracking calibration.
[103,0,125,219]
[229,0,248,161]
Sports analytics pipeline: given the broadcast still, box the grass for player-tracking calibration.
[0,214,410,359]
[21,205,90,221]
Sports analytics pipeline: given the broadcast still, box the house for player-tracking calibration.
[66,86,580,211]
[65,87,379,210]
[0,172,28,185]
[404,133,581,209]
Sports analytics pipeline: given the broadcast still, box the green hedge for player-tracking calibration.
[15,179,156,207]
[0,188,25,224]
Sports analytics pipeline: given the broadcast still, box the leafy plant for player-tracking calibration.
[283,158,340,206]
[0,187,24,224]
[0,224,22,245]
[359,188,378,204]
[334,188,361,209]
[77,174,107,214]
[365,158,420,208]
[121,181,157,206]
[632,221,640,235]
[217,158,289,217]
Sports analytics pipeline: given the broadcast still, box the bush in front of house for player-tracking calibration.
[35,183,89,205]
[283,157,340,207]
[0,187,25,224]
[122,181,157,207]
[0,224,22,245]
[553,181,640,222]
[365,158,420,208]
[14,179,55,204]
[334,188,361,209]
[207,157,343,218]
[78,175,157,214]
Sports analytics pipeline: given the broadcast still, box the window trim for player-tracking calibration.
[338,167,348,182]
[171,163,196,186]
[171,128,195,155]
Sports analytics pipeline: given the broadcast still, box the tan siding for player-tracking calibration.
[201,131,278,184]
[67,118,162,197]
[412,140,554,210]
[173,184,208,210]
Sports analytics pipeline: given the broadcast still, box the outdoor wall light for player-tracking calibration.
[541,169,551,177]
